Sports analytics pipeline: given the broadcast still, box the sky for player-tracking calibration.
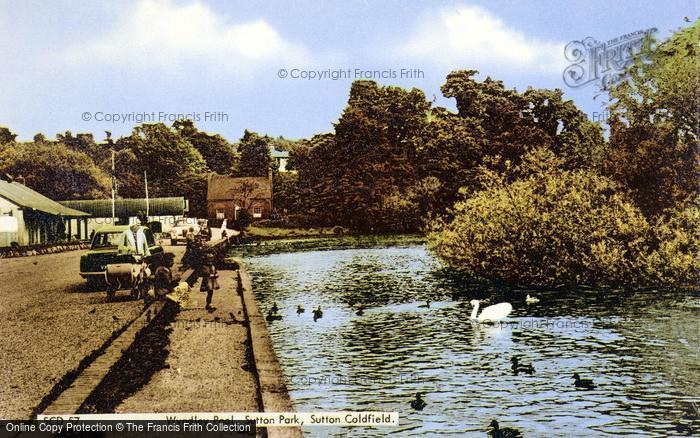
[0,0,696,142]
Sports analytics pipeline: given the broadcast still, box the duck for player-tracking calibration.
[296,305,305,314]
[270,302,280,313]
[355,306,365,316]
[469,299,512,323]
[418,300,431,308]
[312,306,323,322]
[487,419,522,438]
[510,356,535,375]
[266,309,282,322]
[525,294,540,304]
[410,392,426,410]
[573,373,595,390]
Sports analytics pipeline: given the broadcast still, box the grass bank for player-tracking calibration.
[244,224,346,240]
[229,234,426,258]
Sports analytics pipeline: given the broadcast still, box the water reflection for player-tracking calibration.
[239,244,699,436]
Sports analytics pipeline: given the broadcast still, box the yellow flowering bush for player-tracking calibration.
[428,148,654,287]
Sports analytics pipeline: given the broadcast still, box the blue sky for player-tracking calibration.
[0,0,695,142]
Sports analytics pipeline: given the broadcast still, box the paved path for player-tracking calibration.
[1,241,302,437]
[0,246,169,418]
[116,269,260,413]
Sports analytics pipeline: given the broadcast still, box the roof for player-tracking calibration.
[271,147,289,159]
[59,197,186,217]
[207,174,272,201]
[92,225,132,233]
[92,225,154,233]
[0,179,90,217]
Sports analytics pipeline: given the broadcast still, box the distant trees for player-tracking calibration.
[0,121,241,212]
[58,131,112,164]
[0,127,16,145]
[236,130,273,177]
[0,141,110,200]
[289,73,605,233]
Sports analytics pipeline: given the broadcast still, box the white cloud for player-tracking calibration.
[60,0,312,74]
[397,5,566,75]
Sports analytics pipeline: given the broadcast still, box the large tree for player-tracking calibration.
[417,107,483,209]
[294,80,431,231]
[0,142,110,200]
[173,120,238,174]
[115,123,206,196]
[602,21,700,217]
[236,130,272,177]
[440,70,603,171]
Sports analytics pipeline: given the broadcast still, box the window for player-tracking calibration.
[253,207,262,218]
[92,232,123,249]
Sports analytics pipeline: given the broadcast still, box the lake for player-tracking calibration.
[233,238,699,437]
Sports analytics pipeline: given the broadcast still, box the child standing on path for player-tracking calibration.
[200,251,220,312]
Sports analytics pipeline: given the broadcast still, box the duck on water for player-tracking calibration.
[573,373,595,389]
[487,420,522,438]
[312,306,323,322]
[511,356,535,375]
[410,392,426,410]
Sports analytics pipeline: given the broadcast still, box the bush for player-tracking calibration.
[254,219,288,228]
[428,148,652,287]
[234,210,253,231]
[646,198,700,286]
[285,214,317,228]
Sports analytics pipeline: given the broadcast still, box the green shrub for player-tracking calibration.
[285,214,317,228]
[646,198,700,286]
[428,148,652,287]
[255,219,288,228]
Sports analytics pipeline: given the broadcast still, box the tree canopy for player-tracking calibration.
[236,130,273,177]
[0,141,111,200]
[602,21,699,217]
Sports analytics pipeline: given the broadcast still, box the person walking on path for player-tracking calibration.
[200,251,220,312]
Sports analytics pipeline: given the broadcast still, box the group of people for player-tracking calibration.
[118,224,220,311]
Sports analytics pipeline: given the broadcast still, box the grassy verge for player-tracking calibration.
[244,225,344,240]
[229,233,426,258]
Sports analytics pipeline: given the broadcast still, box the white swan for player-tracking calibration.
[525,294,540,304]
[470,299,512,322]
